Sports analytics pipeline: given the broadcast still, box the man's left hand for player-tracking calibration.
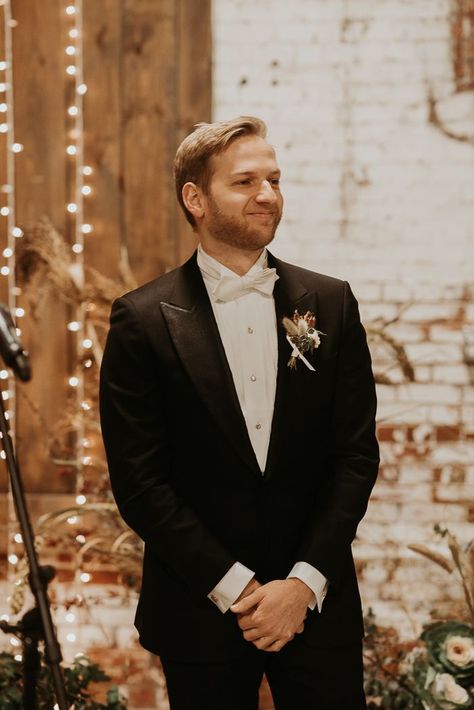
[230,578,313,652]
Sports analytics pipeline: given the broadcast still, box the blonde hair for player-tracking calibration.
[174,115,267,228]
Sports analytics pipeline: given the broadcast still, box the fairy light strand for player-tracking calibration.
[0,0,22,615]
[65,0,87,503]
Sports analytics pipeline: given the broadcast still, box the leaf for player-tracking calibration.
[408,544,455,573]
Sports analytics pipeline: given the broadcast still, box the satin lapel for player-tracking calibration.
[264,255,319,480]
[159,255,261,477]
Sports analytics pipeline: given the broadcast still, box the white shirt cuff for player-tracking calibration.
[288,561,328,612]
[207,562,255,613]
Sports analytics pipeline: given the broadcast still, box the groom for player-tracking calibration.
[99,115,379,709]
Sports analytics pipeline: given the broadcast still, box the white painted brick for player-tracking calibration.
[363,501,400,523]
[435,483,474,502]
[397,383,462,404]
[398,465,434,484]
[376,402,431,424]
[429,405,461,425]
[465,303,474,322]
[375,384,398,402]
[464,388,474,404]
[375,482,433,502]
[385,322,427,344]
[402,303,462,323]
[404,342,463,365]
[414,366,433,383]
[433,365,470,385]
[430,326,465,344]
[352,282,383,302]
[431,442,474,466]
[359,303,401,322]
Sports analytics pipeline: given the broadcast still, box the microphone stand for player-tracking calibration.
[0,386,70,709]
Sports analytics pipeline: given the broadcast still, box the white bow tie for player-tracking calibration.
[212,268,279,302]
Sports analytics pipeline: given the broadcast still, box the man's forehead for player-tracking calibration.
[211,135,279,173]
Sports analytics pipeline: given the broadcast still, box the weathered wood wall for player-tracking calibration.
[0,0,210,516]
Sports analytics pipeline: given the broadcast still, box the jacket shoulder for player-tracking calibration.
[272,256,348,295]
[114,266,181,311]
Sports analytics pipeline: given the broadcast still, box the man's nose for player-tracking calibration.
[256,180,277,202]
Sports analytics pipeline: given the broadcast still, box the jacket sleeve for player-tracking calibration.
[99,296,236,599]
[295,281,380,586]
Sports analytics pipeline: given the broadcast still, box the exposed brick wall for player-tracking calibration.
[213,0,474,639]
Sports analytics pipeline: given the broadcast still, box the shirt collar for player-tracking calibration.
[197,244,269,286]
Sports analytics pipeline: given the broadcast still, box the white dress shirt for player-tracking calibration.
[197,245,328,614]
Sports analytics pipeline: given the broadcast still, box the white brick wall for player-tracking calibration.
[213,0,474,637]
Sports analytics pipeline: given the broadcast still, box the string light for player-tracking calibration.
[0,0,23,605]
[63,0,97,525]
[1,0,96,656]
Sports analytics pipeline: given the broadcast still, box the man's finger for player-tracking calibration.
[252,636,276,651]
[264,639,287,653]
[237,615,257,631]
[243,627,265,642]
[296,623,304,634]
[230,588,262,614]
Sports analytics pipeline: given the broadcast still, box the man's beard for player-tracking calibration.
[205,195,282,251]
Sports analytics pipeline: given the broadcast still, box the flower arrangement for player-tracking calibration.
[364,526,474,709]
[282,309,324,370]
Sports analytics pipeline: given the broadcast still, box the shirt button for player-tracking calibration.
[250,374,256,382]
[247,327,254,334]
[255,423,261,430]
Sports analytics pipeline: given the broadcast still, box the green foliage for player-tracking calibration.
[364,609,474,710]
[0,650,128,709]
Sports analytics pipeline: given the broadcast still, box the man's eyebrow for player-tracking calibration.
[230,169,281,177]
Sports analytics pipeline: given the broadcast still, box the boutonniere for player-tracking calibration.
[282,310,324,371]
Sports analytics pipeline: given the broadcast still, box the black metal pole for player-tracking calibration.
[0,392,70,710]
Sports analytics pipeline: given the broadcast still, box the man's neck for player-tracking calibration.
[199,242,266,276]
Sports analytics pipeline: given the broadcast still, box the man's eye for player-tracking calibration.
[271,179,280,186]
[237,179,251,185]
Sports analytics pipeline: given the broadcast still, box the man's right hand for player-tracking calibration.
[233,577,305,649]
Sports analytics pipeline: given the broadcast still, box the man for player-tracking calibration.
[99,116,379,709]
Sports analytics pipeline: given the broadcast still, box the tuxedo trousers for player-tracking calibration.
[160,638,366,710]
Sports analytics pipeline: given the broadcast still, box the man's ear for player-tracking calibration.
[182,182,205,221]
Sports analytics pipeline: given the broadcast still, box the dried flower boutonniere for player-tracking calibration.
[282,309,324,371]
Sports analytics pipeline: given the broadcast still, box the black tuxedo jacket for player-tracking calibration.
[99,250,379,661]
